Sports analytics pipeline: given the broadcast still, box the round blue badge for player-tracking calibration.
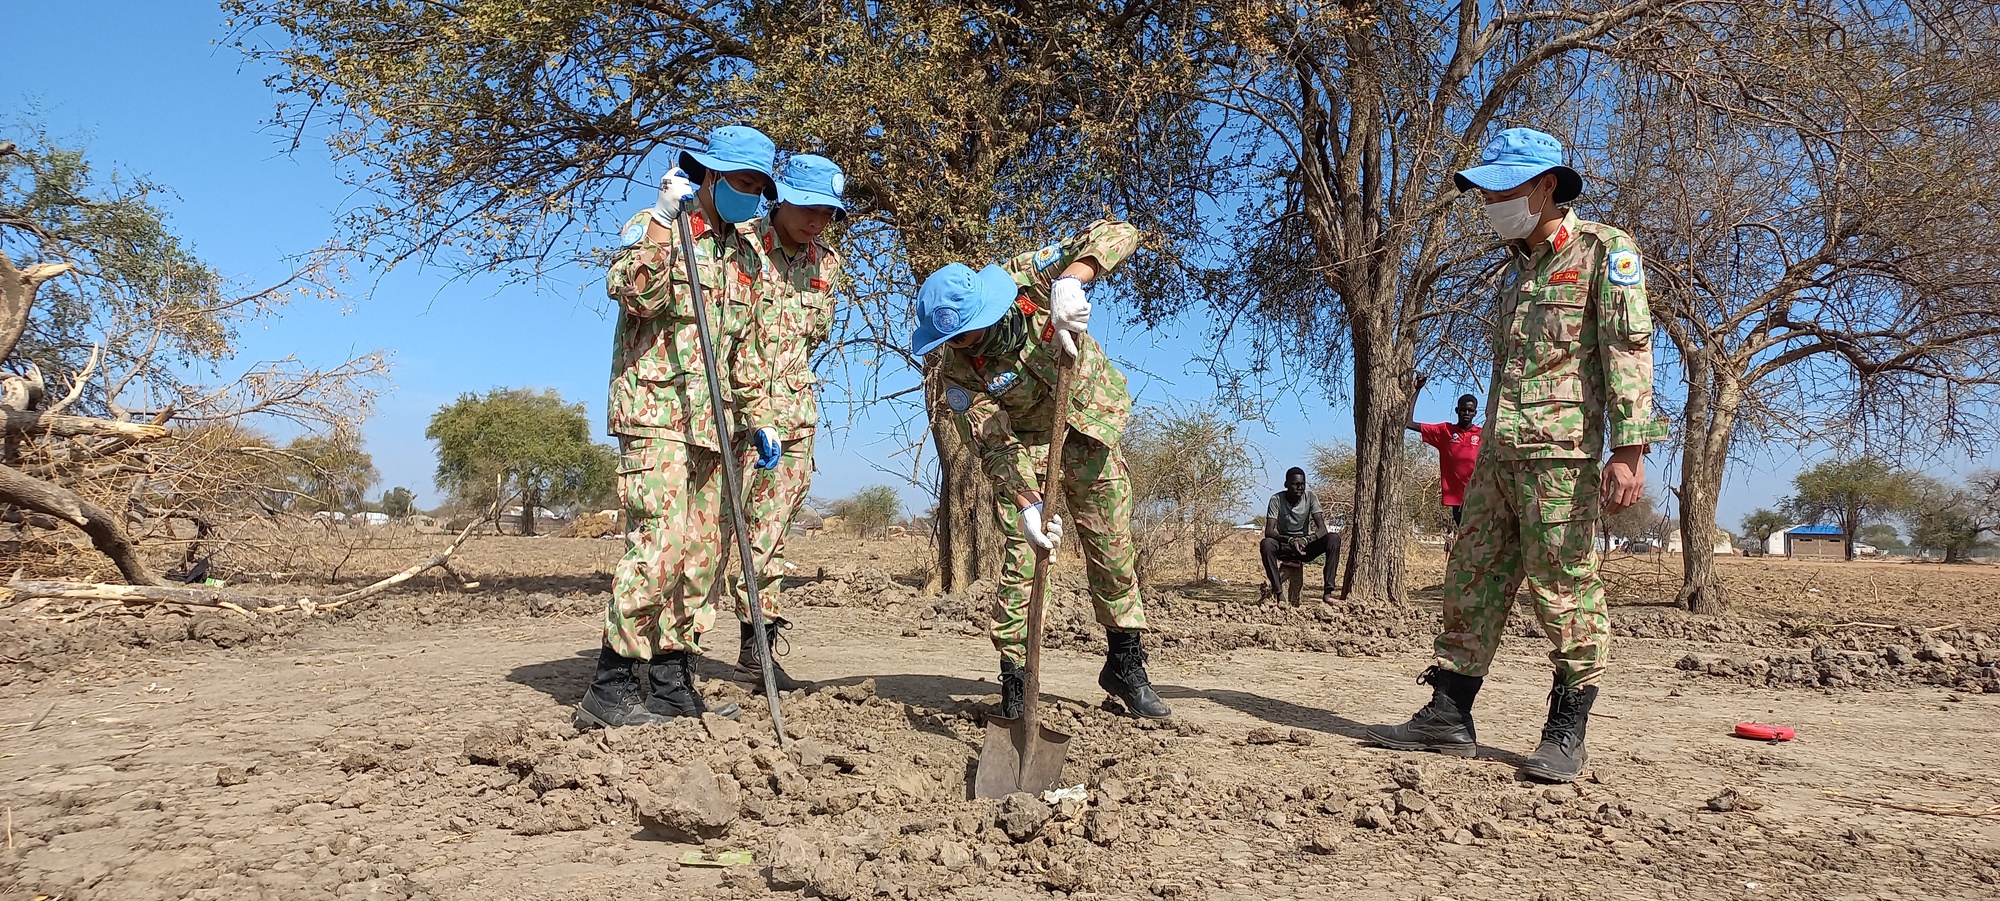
[945,386,971,412]
[935,307,960,332]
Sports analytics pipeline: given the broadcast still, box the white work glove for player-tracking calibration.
[650,167,697,227]
[1020,501,1065,552]
[1049,275,1091,357]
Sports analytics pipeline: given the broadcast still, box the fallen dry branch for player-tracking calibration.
[1824,791,2000,819]
[4,518,487,615]
[0,409,170,442]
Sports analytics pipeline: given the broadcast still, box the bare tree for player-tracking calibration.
[1189,0,1700,604]
[1599,1,2000,610]
[1124,404,1259,583]
[2,129,387,584]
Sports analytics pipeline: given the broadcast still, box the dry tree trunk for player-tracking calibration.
[0,461,163,585]
[0,251,165,585]
[925,367,1001,593]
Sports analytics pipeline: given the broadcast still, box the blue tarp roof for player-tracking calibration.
[1788,525,1844,536]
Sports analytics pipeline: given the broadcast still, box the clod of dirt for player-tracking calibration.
[515,787,598,835]
[1288,729,1318,746]
[1471,819,1505,839]
[1355,806,1391,830]
[1085,809,1129,845]
[769,828,831,890]
[629,760,741,838]
[464,723,527,766]
[1705,788,1762,812]
[1389,761,1428,792]
[1042,860,1082,891]
[215,765,249,787]
[1884,644,1914,666]
[996,792,1052,841]
[703,712,743,743]
[1305,825,1342,854]
[1918,640,1961,662]
[1149,880,1187,898]
[831,678,878,703]
[1392,789,1428,814]
[1245,726,1284,745]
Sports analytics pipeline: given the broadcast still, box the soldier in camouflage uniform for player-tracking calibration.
[576,126,788,730]
[911,220,1171,720]
[1367,128,1669,782]
[723,154,848,693]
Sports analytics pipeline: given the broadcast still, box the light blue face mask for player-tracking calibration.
[712,177,764,224]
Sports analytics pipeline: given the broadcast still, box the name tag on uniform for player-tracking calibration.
[810,277,828,290]
[736,268,754,286]
[1549,269,1580,285]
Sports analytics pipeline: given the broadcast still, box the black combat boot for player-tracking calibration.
[645,650,742,720]
[1364,665,1481,757]
[574,645,674,730]
[1098,629,1172,719]
[995,659,1024,720]
[1520,675,1598,783]
[738,619,808,693]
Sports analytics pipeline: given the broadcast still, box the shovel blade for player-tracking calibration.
[973,715,1073,799]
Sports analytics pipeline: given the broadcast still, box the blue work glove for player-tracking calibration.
[754,427,783,470]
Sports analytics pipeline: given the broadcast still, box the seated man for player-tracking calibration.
[1259,467,1340,602]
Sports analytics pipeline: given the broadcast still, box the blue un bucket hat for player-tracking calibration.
[911,262,1021,356]
[678,125,780,200]
[776,154,848,220]
[1453,127,1582,203]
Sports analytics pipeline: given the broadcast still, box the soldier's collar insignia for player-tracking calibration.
[1550,221,1572,253]
[1015,295,1040,316]
[689,211,711,238]
[762,231,776,252]
[986,371,1020,394]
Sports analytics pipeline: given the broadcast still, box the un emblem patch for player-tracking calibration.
[986,372,1019,394]
[946,386,971,412]
[1607,249,1643,286]
[935,306,961,332]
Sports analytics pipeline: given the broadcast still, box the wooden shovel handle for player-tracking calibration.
[1020,351,1079,736]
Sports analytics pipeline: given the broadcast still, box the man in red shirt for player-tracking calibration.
[1408,394,1483,529]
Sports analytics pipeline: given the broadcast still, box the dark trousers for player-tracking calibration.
[1260,533,1341,596]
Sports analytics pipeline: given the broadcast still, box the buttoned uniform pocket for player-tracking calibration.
[1517,376,1586,447]
[1527,286,1587,344]
[619,442,669,521]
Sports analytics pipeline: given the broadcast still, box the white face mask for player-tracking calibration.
[1483,193,1543,241]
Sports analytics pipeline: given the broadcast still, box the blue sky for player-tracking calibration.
[7,1,1983,534]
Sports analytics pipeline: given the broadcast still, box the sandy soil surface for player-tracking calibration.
[3,533,1998,900]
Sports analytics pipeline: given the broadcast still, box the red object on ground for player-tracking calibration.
[1419,422,1482,507]
[1734,722,1796,741]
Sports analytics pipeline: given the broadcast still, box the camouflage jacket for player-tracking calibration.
[1484,210,1671,462]
[606,210,773,450]
[745,218,843,435]
[937,220,1142,501]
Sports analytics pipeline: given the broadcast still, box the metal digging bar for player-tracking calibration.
[675,210,790,747]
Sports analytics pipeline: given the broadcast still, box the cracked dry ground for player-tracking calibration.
[3,535,1998,900]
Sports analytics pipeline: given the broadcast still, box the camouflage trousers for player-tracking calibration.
[722,433,815,623]
[1434,457,1610,687]
[991,433,1147,667]
[605,437,726,658]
